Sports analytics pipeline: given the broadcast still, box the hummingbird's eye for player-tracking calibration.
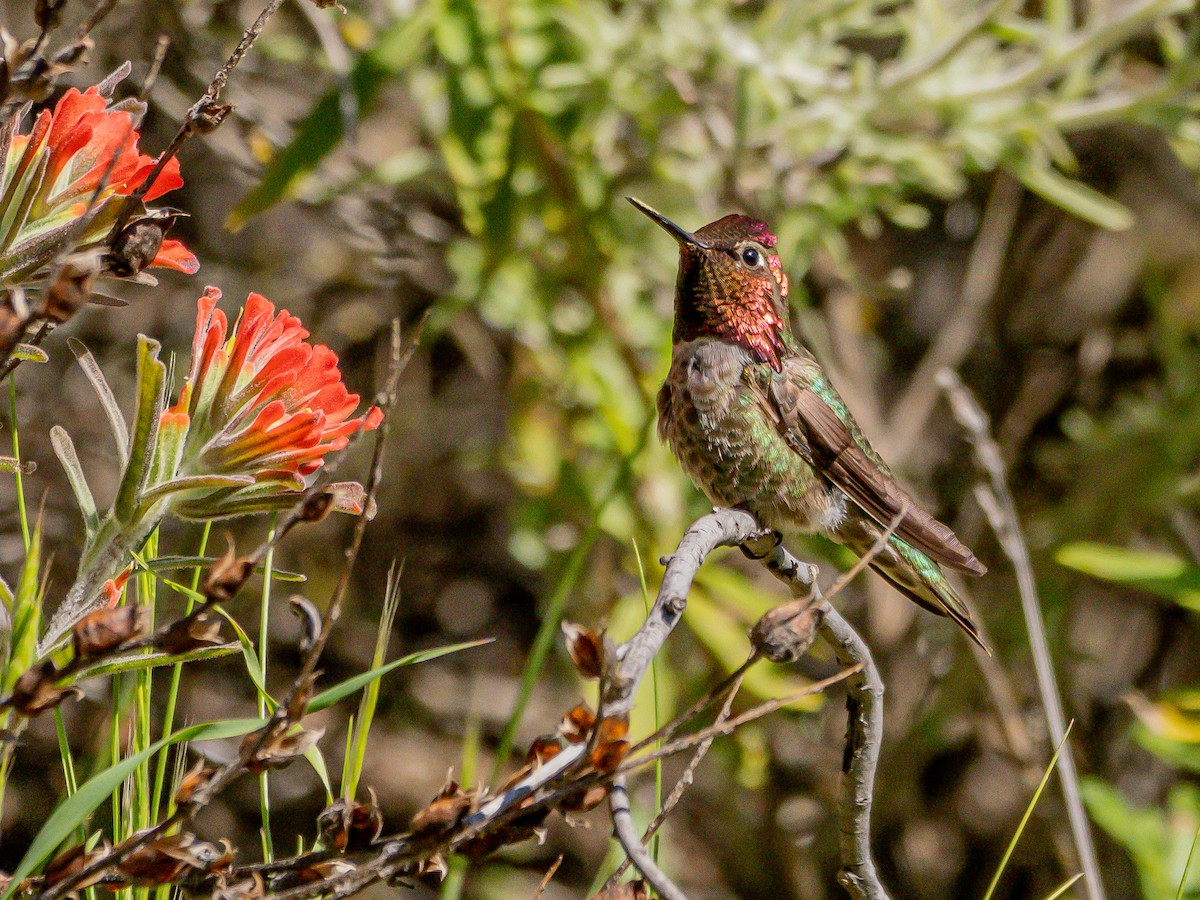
[740,247,761,267]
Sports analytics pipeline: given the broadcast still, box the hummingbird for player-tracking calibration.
[629,197,989,651]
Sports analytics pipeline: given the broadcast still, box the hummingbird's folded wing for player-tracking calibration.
[763,373,986,577]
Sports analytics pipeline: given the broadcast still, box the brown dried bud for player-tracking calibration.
[9,660,81,717]
[288,595,322,654]
[188,99,233,134]
[34,0,68,30]
[458,807,549,861]
[243,724,324,773]
[44,252,99,323]
[215,873,264,900]
[106,217,167,277]
[118,832,232,886]
[561,784,608,813]
[317,792,383,852]
[50,38,91,68]
[559,703,596,744]
[43,841,110,890]
[73,603,149,658]
[156,613,225,655]
[173,760,219,806]
[525,736,562,766]
[203,538,254,604]
[587,715,630,774]
[410,777,474,836]
[298,489,335,524]
[562,622,604,680]
[749,598,824,663]
[590,880,649,900]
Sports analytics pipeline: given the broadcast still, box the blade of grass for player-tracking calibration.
[153,521,209,822]
[440,705,481,900]
[258,515,278,861]
[9,376,29,550]
[342,561,404,801]
[983,721,1075,900]
[1044,874,1084,900]
[1177,818,1200,900]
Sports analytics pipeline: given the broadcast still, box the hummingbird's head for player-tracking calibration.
[628,198,791,371]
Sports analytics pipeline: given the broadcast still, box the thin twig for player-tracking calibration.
[605,667,747,888]
[609,776,688,900]
[108,0,288,237]
[938,368,1105,900]
[888,173,1023,463]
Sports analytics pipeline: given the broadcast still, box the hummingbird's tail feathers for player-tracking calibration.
[836,517,991,654]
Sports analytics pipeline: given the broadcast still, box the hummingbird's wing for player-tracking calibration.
[756,363,986,577]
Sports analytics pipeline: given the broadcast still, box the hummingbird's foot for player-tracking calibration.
[740,528,782,560]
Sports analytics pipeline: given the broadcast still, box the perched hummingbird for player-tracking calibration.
[630,197,989,651]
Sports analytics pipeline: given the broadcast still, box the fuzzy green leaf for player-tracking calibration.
[67,643,240,681]
[50,426,99,537]
[68,338,129,464]
[113,336,165,523]
[1008,157,1135,230]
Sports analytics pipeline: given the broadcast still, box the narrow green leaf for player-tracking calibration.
[137,474,256,508]
[1008,157,1135,230]
[983,721,1074,900]
[309,639,491,713]
[4,518,42,692]
[11,344,47,363]
[1056,542,1200,609]
[145,555,306,582]
[1042,874,1084,900]
[3,718,264,897]
[114,337,165,523]
[50,426,99,536]
[68,338,129,463]
[67,643,240,681]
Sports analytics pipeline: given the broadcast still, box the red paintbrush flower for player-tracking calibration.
[163,287,381,519]
[0,62,197,285]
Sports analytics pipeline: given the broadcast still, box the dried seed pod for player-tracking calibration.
[188,99,233,134]
[173,760,219,806]
[562,622,604,679]
[587,715,630,774]
[157,613,224,655]
[525,736,563,766]
[214,873,264,900]
[561,784,608,813]
[73,603,149,658]
[105,216,168,277]
[559,704,596,744]
[43,841,110,890]
[43,252,99,323]
[288,595,322,654]
[749,598,824,663]
[458,806,550,861]
[409,777,474,836]
[298,488,335,524]
[9,660,80,717]
[203,537,254,604]
[318,793,383,852]
[242,724,324,773]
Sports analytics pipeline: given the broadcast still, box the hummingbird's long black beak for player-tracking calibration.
[626,197,709,249]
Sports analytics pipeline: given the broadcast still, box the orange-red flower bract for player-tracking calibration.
[164,287,382,519]
[0,63,197,285]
